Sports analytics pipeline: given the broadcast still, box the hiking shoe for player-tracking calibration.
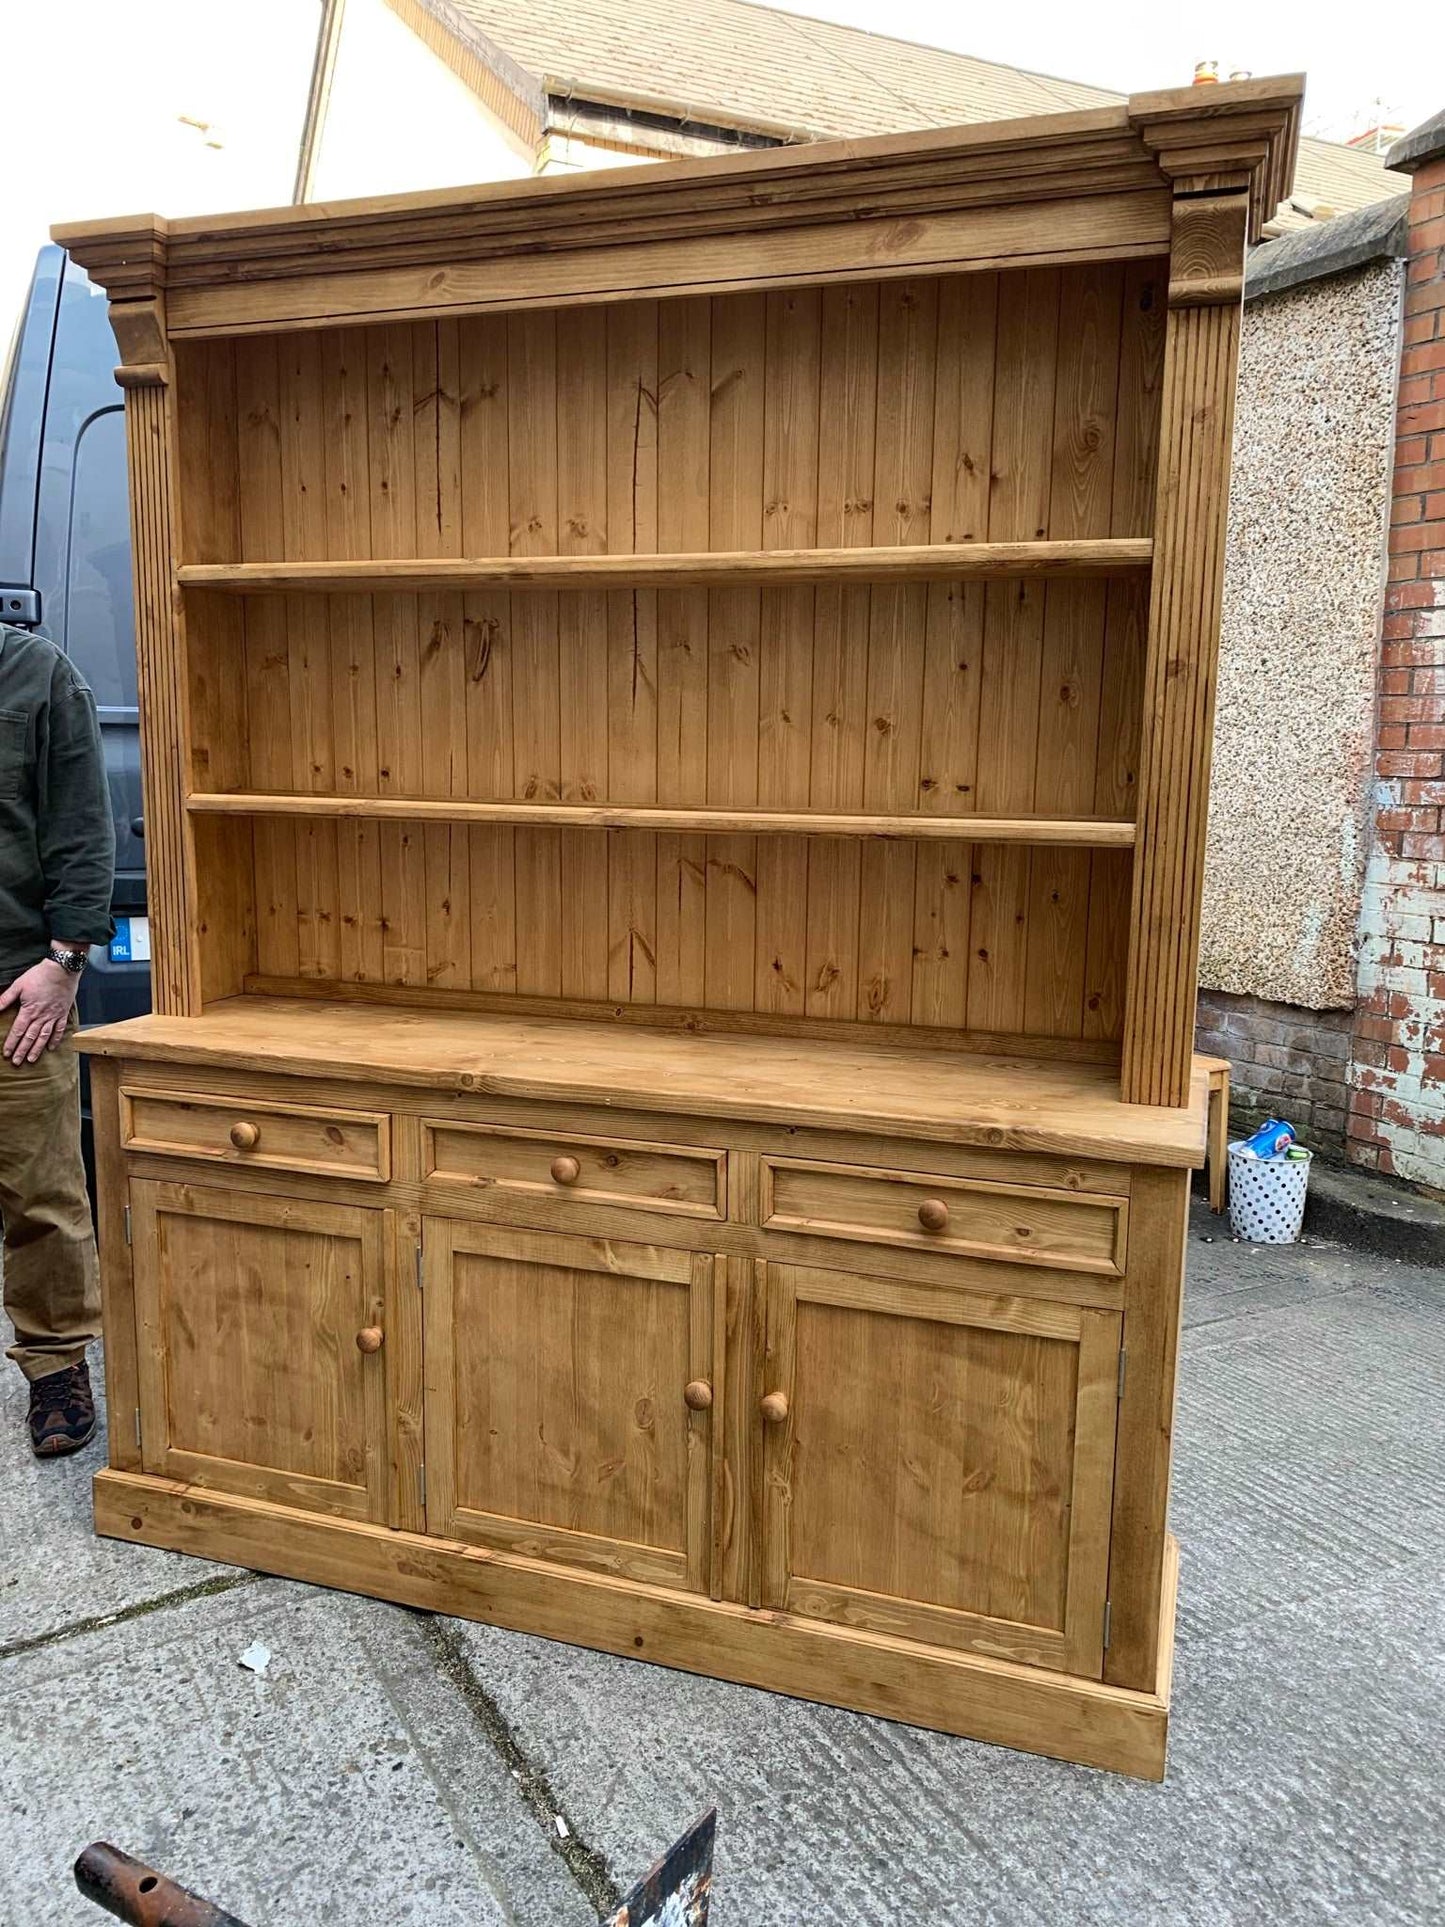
[27,1362,96,1458]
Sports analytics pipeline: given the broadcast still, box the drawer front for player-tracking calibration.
[761,1156,1127,1276]
[423,1121,727,1220]
[120,1088,390,1183]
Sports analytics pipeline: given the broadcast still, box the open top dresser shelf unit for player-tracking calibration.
[62,74,1301,1778]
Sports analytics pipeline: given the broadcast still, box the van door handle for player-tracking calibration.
[130,816,144,838]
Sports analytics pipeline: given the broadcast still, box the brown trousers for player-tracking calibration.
[0,1013,101,1380]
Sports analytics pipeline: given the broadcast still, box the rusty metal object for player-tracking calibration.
[74,1844,251,1927]
[606,1808,716,1927]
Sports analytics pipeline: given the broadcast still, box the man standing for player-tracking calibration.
[0,618,114,1456]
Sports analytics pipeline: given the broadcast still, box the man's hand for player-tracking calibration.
[0,958,80,1064]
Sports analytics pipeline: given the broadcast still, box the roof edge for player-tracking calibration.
[1244,193,1409,300]
[1386,108,1445,174]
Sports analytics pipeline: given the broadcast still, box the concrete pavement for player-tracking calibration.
[3,1202,1442,1926]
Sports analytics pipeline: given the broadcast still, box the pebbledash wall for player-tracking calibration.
[1198,112,1445,1192]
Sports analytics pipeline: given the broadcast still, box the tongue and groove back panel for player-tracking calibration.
[179,262,1165,1047]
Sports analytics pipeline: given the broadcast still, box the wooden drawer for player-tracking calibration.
[120,1087,390,1183]
[422,1121,727,1220]
[760,1156,1127,1276]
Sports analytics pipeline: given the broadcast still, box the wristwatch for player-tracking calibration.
[47,945,88,976]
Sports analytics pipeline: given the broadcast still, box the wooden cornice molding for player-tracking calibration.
[51,79,1302,328]
[1127,74,1303,241]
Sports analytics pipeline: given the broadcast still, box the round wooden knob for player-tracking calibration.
[356,1326,385,1354]
[229,1120,261,1150]
[683,1379,713,1411]
[918,1197,951,1232]
[550,1154,581,1185]
[760,1391,789,1424]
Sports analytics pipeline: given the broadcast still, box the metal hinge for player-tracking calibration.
[415,1233,424,1290]
[1116,1348,1127,1400]
[123,1204,132,1247]
[134,1407,142,1449]
[1102,1599,1112,1650]
[417,1464,427,1509]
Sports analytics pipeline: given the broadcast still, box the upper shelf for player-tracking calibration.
[175,539,1153,597]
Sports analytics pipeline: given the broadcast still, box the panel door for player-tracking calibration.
[760,1262,1121,1675]
[131,1180,391,1521]
[423,1222,718,1592]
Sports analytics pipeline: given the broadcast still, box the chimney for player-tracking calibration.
[1228,68,1252,82]
[1193,60,1220,86]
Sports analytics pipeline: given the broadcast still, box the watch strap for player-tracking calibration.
[47,946,87,975]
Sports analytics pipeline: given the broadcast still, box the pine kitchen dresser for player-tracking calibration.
[58,75,1302,1779]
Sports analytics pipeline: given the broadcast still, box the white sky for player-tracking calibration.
[2,0,1440,349]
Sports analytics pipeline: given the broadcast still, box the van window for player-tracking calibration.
[65,407,134,708]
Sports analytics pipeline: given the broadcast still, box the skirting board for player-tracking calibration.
[95,1471,1179,1780]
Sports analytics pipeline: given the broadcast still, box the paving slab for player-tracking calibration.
[0,1577,594,1927]
[0,1343,238,1650]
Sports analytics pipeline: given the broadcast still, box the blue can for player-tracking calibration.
[1238,1117,1296,1160]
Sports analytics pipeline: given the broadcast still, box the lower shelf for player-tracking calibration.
[95,1469,1178,1780]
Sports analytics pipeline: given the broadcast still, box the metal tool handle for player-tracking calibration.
[74,1843,252,1927]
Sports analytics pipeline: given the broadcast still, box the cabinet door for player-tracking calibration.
[423,1222,718,1592]
[760,1262,1121,1675]
[131,1180,391,1521]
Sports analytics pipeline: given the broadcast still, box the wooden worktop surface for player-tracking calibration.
[79,998,1208,1168]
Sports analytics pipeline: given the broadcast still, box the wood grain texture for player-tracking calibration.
[1121,197,1247,1106]
[179,266,1162,1043]
[78,998,1210,1166]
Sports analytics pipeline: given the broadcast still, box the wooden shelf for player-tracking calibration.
[175,538,1153,597]
[79,997,1209,1167]
[186,792,1138,848]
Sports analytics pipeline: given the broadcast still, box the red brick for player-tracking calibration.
[1394,520,1443,555]
[1388,554,1420,583]
[1393,494,1425,525]
[1406,312,1441,346]
[1381,694,1434,722]
[1407,728,1445,750]
[1412,216,1445,253]
[1405,338,1445,377]
[1431,434,1445,461]
[1401,832,1445,857]
[1409,251,1445,286]
[1423,551,1445,576]
[1401,371,1438,408]
[1382,616,1420,643]
[1425,492,1445,521]
[1381,668,1413,694]
[1376,807,1442,834]
[1413,185,1445,222]
[1349,1087,1382,1118]
[1412,667,1445,695]
[1394,434,1430,469]
[1398,462,1445,496]
[1406,284,1445,318]
[1398,779,1445,803]
[1377,751,1444,777]
[1385,639,1445,667]
[1388,580,1445,609]
[1378,725,1409,748]
[1401,401,1445,436]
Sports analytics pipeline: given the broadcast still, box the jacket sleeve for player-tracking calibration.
[38,666,116,947]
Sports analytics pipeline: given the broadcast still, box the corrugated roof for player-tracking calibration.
[426,0,1405,224]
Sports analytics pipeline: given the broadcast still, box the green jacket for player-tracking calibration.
[0,624,115,989]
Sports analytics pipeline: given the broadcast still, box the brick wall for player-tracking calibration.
[1198,990,1353,1151]
[1345,127,1445,1187]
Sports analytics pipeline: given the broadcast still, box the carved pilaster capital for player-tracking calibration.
[1128,75,1303,242]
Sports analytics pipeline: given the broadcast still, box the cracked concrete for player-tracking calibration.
[3,1201,1442,1926]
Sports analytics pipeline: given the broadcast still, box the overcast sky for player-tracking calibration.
[3,1,1440,349]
